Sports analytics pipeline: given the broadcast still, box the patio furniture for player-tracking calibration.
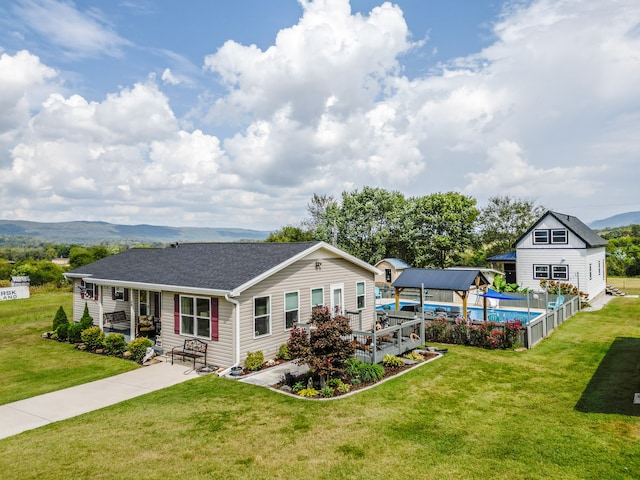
[171,338,208,369]
[103,311,128,331]
[547,295,565,310]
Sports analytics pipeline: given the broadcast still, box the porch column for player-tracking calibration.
[130,294,136,339]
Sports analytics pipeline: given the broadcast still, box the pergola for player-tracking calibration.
[392,268,491,319]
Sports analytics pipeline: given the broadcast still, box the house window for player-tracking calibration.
[284,291,299,329]
[139,290,149,316]
[552,265,569,280]
[356,281,365,309]
[254,296,271,337]
[551,229,568,244]
[533,230,549,244]
[534,265,549,279]
[180,296,210,339]
[311,288,324,310]
[385,268,392,283]
[114,287,124,300]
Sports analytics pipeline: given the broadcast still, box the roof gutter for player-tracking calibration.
[64,275,230,297]
[219,293,241,376]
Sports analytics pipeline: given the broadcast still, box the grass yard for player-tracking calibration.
[0,291,138,405]
[0,293,638,479]
[608,277,640,295]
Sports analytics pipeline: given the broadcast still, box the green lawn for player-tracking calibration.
[0,293,638,479]
[0,291,138,405]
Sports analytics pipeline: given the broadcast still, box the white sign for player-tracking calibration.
[0,286,30,301]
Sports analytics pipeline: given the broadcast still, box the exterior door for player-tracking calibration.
[331,283,344,315]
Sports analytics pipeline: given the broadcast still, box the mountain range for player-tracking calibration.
[588,211,640,230]
[0,220,271,245]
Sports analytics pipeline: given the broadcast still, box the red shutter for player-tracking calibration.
[94,285,98,301]
[124,288,129,302]
[174,294,180,334]
[210,298,219,341]
[80,280,85,299]
[154,292,160,317]
[111,287,116,300]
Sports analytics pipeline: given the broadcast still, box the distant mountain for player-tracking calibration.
[589,211,640,230]
[0,220,271,245]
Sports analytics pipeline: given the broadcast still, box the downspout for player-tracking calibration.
[218,293,240,377]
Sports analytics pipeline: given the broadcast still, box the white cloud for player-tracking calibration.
[2,0,640,228]
[13,0,130,58]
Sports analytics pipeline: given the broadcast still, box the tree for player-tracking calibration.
[477,195,545,258]
[406,192,479,268]
[265,226,315,243]
[334,187,407,264]
[291,307,355,383]
[11,260,65,286]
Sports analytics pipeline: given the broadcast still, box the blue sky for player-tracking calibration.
[0,0,639,230]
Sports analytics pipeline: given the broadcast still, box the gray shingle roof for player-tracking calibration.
[514,211,607,248]
[393,268,490,291]
[67,242,323,292]
[377,258,411,269]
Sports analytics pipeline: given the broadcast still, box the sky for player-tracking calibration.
[0,0,639,231]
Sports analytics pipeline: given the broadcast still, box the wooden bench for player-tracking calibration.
[171,338,208,369]
[103,311,129,331]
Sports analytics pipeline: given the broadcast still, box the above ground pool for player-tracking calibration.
[376,301,543,323]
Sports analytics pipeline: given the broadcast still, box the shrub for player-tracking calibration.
[80,326,104,351]
[404,351,423,362]
[358,363,385,383]
[345,358,363,377]
[337,382,351,394]
[287,325,310,359]
[52,306,69,331]
[104,333,127,356]
[326,378,343,388]
[55,322,69,341]
[292,381,305,393]
[79,303,94,329]
[382,354,404,368]
[245,350,264,371]
[67,323,84,343]
[319,386,335,398]
[298,388,318,398]
[277,343,290,360]
[126,337,153,363]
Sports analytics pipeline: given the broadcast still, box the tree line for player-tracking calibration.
[268,188,545,269]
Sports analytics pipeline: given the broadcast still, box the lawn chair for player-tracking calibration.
[547,295,565,310]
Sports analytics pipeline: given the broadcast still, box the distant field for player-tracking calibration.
[608,277,640,295]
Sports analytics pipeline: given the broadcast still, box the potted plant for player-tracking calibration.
[230,366,243,376]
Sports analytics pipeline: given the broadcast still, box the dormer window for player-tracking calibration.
[533,228,568,245]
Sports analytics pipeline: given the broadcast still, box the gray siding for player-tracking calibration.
[235,256,376,365]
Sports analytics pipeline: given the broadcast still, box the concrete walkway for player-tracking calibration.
[0,358,198,440]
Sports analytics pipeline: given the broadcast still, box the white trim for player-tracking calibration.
[253,294,271,338]
[231,241,381,296]
[330,283,344,316]
[179,294,212,340]
[310,287,324,311]
[355,280,366,310]
[284,290,300,331]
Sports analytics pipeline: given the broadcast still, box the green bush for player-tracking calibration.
[319,385,335,398]
[404,351,424,362]
[126,337,153,363]
[81,326,104,351]
[104,333,127,356]
[344,358,363,377]
[382,354,404,368]
[245,350,264,371]
[292,381,305,393]
[55,322,69,341]
[358,363,385,383]
[298,388,318,398]
[277,343,290,360]
[79,303,94,329]
[52,306,69,331]
[326,378,343,388]
[67,323,84,343]
[337,382,351,394]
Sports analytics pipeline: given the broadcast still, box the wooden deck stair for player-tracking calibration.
[606,284,627,296]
